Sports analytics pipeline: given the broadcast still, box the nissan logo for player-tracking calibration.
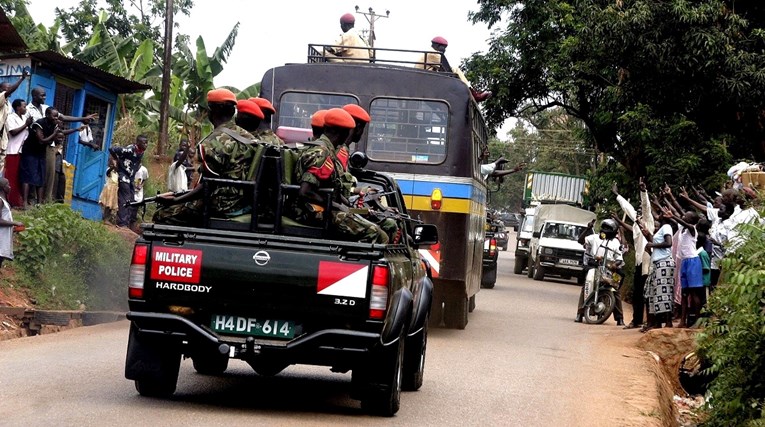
[253,251,271,266]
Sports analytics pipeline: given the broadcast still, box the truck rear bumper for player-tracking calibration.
[127,311,383,364]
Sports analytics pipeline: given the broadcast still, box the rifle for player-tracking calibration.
[350,191,422,224]
[125,190,190,208]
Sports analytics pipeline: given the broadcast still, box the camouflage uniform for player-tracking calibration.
[336,143,401,243]
[252,129,285,146]
[154,123,261,225]
[295,136,387,244]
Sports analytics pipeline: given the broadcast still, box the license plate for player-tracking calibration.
[210,315,296,339]
[560,259,579,265]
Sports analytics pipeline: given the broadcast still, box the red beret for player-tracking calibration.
[236,100,264,119]
[340,13,355,24]
[431,36,448,46]
[311,109,328,127]
[249,97,276,114]
[323,108,356,129]
[342,104,371,123]
[207,88,237,104]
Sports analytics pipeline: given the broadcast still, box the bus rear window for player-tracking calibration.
[368,98,448,164]
[278,92,358,129]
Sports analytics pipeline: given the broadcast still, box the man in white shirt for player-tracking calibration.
[326,13,370,63]
[480,156,525,180]
[5,99,33,207]
[0,70,29,175]
[611,179,654,329]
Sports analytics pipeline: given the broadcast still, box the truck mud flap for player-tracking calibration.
[380,288,413,346]
[408,277,433,337]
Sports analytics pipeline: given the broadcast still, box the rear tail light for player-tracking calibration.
[369,265,390,319]
[430,188,442,210]
[489,238,497,257]
[129,244,148,299]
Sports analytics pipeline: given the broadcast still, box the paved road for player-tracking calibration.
[0,236,658,426]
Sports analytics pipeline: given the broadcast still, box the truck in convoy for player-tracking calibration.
[124,151,438,416]
[526,204,596,284]
[522,171,590,208]
[259,44,491,329]
[515,171,590,275]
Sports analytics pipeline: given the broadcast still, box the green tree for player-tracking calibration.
[465,0,763,191]
[54,0,194,55]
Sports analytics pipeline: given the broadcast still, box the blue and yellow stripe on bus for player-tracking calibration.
[387,173,486,215]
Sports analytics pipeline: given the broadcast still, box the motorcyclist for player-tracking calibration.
[575,219,625,324]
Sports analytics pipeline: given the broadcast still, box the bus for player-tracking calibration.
[259,45,489,329]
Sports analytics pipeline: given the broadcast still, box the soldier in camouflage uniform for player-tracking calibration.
[234,99,264,134]
[294,108,387,244]
[341,104,401,242]
[250,97,285,146]
[154,89,262,225]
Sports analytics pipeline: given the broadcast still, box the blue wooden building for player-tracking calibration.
[1,10,149,219]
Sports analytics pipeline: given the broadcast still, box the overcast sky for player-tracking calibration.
[25,1,513,132]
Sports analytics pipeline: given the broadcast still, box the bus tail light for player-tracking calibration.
[369,265,390,319]
[489,238,497,257]
[431,188,443,210]
[129,244,148,299]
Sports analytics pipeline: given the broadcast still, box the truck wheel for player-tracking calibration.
[468,295,476,313]
[126,324,181,398]
[443,296,468,329]
[402,315,428,391]
[361,332,404,416]
[192,351,229,375]
[533,259,545,281]
[514,257,525,275]
[527,257,534,278]
[480,265,497,289]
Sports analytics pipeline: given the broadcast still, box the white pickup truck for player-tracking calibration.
[527,204,596,284]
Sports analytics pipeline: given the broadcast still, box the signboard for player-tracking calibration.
[0,58,32,77]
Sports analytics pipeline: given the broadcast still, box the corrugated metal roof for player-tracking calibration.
[0,7,28,52]
[0,50,150,94]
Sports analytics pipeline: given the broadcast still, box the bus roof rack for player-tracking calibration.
[307,44,453,72]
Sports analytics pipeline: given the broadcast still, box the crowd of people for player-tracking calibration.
[1,72,98,210]
[576,175,762,332]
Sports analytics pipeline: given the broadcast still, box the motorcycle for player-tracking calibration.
[581,254,622,325]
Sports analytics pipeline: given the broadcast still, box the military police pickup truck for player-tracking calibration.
[124,150,438,416]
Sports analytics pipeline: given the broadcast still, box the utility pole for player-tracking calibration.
[354,5,389,48]
[157,0,173,156]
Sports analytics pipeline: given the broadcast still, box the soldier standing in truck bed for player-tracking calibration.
[234,99,264,134]
[294,108,387,244]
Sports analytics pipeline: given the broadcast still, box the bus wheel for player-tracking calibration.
[429,293,444,327]
[468,295,476,313]
[444,296,468,329]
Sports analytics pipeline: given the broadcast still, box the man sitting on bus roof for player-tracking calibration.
[325,13,371,63]
[416,36,492,102]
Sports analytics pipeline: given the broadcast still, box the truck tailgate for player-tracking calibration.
[143,240,377,323]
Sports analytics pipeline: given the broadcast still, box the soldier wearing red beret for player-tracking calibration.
[248,97,284,146]
[234,99,264,133]
[416,36,492,102]
[325,12,371,63]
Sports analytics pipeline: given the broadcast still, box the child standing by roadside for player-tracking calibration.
[98,158,119,224]
[666,208,704,327]
[0,178,24,268]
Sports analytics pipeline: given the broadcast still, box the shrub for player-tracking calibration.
[13,204,132,311]
[696,211,765,426]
